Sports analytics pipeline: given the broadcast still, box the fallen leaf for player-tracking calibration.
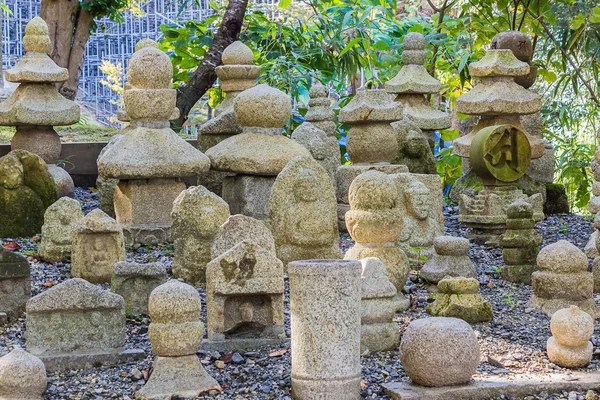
[32,235,41,242]
[3,242,20,251]
[42,281,57,287]
[269,348,288,357]
[487,282,494,289]
[220,352,234,363]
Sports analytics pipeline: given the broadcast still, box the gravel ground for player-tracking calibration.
[1,189,600,399]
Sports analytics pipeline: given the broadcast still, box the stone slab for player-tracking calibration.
[382,372,600,400]
[201,337,290,352]
[37,348,145,372]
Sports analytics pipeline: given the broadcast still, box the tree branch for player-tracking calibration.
[174,0,249,128]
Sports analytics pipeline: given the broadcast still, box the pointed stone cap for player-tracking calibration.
[148,279,201,323]
[27,278,124,312]
[385,33,442,95]
[74,209,122,234]
[0,348,47,399]
[361,257,397,299]
[43,196,83,225]
[5,16,68,83]
[216,41,261,93]
[468,49,529,77]
[338,89,402,124]
[305,80,335,121]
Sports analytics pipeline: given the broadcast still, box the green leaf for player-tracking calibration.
[569,13,585,30]
[457,52,470,73]
[278,0,292,9]
[339,37,361,57]
[591,7,600,24]
[440,129,460,141]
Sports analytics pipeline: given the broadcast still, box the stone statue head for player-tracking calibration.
[405,180,431,220]
[293,168,318,202]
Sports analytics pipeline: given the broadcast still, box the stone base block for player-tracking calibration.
[136,355,221,399]
[527,296,600,319]
[531,271,593,302]
[382,372,600,400]
[222,175,276,221]
[361,323,400,353]
[122,223,171,245]
[292,374,361,400]
[115,178,184,244]
[335,164,409,204]
[197,169,237,197]
[393,294,411,312]
[37,348,145,373]
[501,264,536,284]
[345,244,410,295]
[47,164,75,198]
[201,337,290,352]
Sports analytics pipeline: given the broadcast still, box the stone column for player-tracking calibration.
[288,260,362,400]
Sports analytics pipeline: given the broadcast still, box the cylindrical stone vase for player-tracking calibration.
[288,260,362,400]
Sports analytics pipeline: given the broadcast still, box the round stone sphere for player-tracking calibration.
[222,40,254,65]
[537,240,587,274]
[491,30,532,62]
[127,46,173,89]
[0,348,47,399]
[403,32,426,50]
[400,317,480,387]
[234,84,292,128]
[148,280,202,324]
[433,236,470,256]
[550,305,594,347]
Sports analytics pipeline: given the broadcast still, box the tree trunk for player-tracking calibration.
[174,0,249,128]
[40,0,79,69]
[60,7,93,100]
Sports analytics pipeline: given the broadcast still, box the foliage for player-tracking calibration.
[99,60,125,124]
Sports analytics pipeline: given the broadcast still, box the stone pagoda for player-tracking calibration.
[335,89,408,230]
[98,41,211,244]
[206,84,311,220]
[304,80,337,136]
[0,16,79,198]
[453,47,545,241]
[385,32,450,151]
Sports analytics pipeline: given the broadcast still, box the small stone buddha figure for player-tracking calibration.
[398,180,443,263]
[0,150,57,237]
[269,155,342,268]
[38,197,84,262]
[393,117,436,174]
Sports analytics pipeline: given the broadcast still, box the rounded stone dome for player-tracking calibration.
[550,305,594,347]
[491,30,533,62]
[348,171,398,211]
[135,38,160,52]
[403,32,426,50]
[433,236,470,256]
[234,84,292,128]
[0,348,47,399]
[148,280,202,324]
[222,41,254,65]
[507,200,533,219]
[23,16,50,53]
[127,46,173,89]
[400,317,480,387]
[537,240,587,274]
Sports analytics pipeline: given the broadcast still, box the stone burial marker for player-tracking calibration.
[0,247,30,325]
[25,278,143,372]
[111,261,167,316]
[38,197,84,263]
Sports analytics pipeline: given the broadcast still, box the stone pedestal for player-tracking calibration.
[222,175,276,221]
[288,260,362,400]
[115,178,185,244]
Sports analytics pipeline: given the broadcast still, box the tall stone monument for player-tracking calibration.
[385,32,450,151]
[0,150,57,237]
[206,84,311,220]
[269,155,342,267]
[344,171,410,310]
[98,41,211,244]
[0,16,79,197]
[288,260,362,400]
[453,47,545,242]
[137,280,221,398]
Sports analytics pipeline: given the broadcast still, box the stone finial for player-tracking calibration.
[234,84,292,130]
[420,236,476,283]
[135,38,160,52]
[305,80,337,137]
[38,197,84,263]
[547,305,594,368]
[0,348,47,400]
[400,317,480,387]
[529,240,600,318]
[222,40,254,65]
[127,46,173,90]
[23,16,51,53]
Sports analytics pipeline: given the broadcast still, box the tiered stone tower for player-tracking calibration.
[0,16,79,197]
[453,47,545,241]
[98,41,210,244]
[385,32,450,151]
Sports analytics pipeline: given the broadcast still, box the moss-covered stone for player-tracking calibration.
[426,276,493,324]
[0,150,57,237]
